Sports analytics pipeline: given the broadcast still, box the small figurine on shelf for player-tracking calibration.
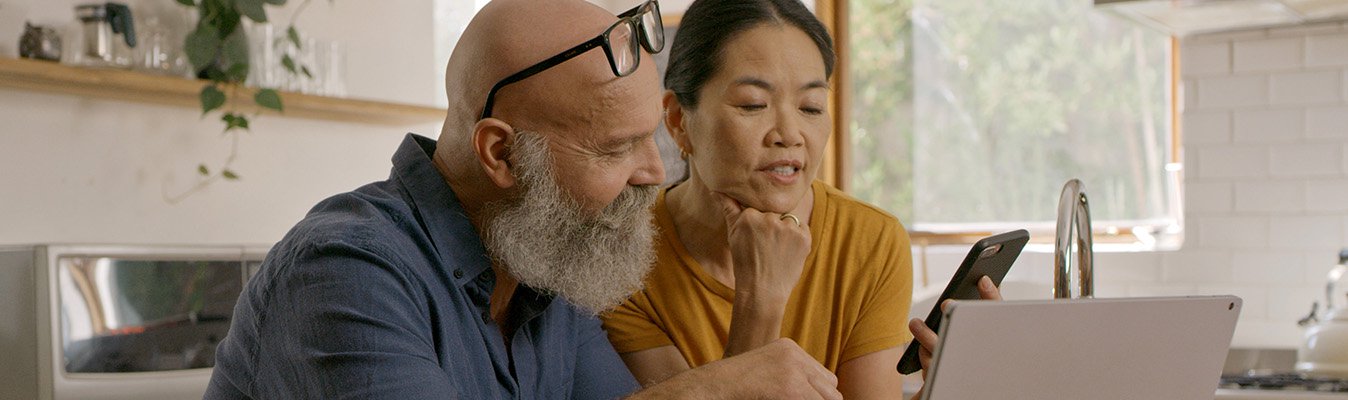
[19,22,63,62]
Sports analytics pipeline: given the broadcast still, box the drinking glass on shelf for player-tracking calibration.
[245,21,279,88]
[321,40,346,97]
[304,38,325,95]
[276,37,315,93]
[132,1,193,77]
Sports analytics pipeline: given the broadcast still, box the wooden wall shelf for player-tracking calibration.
[0,57,446,126]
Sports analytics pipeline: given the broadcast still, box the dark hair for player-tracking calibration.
[664,0,835,109]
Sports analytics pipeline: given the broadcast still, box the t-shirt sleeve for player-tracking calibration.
[840,221,915,364]
[600,293,675,354]
[241,241,459,399]
[571,313,641,399]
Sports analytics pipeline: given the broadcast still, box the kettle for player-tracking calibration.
[74,2,136,68]
[1296,248,1348,379]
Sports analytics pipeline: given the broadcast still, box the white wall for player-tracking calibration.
[0,0,444,246]
[916,21,1348,349]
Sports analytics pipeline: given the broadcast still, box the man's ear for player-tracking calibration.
[472,118,517,189]
[662,91,692,157]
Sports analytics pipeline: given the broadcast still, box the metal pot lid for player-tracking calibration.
[76,4,107,21]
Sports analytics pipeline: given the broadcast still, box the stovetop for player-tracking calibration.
[1221,374,1348,392]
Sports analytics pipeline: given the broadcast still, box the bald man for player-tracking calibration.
[205,0,840,399]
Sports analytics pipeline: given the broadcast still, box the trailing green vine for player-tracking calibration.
[166,0,321,203]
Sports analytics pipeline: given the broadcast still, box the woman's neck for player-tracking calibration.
[666,171,735,276]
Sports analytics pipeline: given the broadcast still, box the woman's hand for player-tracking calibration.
[714,191,812,304]
[714,191,812,357]
[906,276,1003,400]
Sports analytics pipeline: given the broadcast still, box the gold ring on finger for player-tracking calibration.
[780,213,801,227]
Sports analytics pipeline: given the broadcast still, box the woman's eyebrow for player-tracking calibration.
[730,77,830,92]
[732,77,773,90]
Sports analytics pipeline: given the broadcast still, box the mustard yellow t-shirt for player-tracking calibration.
[602,180,914,371]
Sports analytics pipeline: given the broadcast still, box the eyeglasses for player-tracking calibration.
[480,0,665,120]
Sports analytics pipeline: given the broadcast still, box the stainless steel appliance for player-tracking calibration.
[0,245,266,400]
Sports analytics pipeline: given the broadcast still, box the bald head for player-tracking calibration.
[437,0,662,171]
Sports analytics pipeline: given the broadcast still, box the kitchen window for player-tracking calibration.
[826,0,1182,249]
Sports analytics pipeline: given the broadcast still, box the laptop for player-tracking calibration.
[920,296,1241,400]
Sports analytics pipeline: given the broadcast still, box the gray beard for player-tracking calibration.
[480,130,658,315]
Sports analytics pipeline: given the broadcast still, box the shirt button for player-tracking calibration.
[453,269,464,279]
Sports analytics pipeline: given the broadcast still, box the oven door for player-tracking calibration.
[57,256,245,374]
[38,245,262,400]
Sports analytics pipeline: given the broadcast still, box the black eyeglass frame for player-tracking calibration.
[479,0,664,120]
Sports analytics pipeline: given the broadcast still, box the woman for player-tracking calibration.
[600,0,915,397]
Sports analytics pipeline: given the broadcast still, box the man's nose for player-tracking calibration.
[629,135,666,186]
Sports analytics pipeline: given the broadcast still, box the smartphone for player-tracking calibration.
[895,229,1029,375]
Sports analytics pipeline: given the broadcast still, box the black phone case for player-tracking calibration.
[895,229,1029,375]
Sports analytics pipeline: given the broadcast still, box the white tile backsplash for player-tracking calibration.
[1091,282,1130,298]
[1185,146,1202,178]
[1306,252,1343,283]
[1306,180,1348,211]
[1162,251,1236,282]
[1185,181,1233,214]
[1342,68,1348,101]
[1306,106,1348,138]
[1128,284,1200,297]
[1230,320,1303,349]
[1183,79,1198,111]
[1266,286,1321,323]
[1344,215,1348,248]
[1234,181,1305,212]
[1197,75,1270,109]
[1268,215,1343,249]
[1231,252,1306,285]
[1093,252,1163,283]
[1270,143,1343,176]
[1199,216,1271,248]
[1271,70,1343,105]
[1307,33,1348,67]
[1233,37,1304,72]
[1183,41,1232,76]
[1234,108,1303,142]
[1199,145,1269,178]
[1184,110,1232,144]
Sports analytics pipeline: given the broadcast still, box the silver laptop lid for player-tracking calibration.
[922,296,1241,400]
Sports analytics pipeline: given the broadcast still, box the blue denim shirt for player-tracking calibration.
[205,134,640,399]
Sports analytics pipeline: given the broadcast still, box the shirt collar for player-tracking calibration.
[390,133,491,287]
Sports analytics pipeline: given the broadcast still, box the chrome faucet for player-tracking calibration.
[1054,179,1094,299]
